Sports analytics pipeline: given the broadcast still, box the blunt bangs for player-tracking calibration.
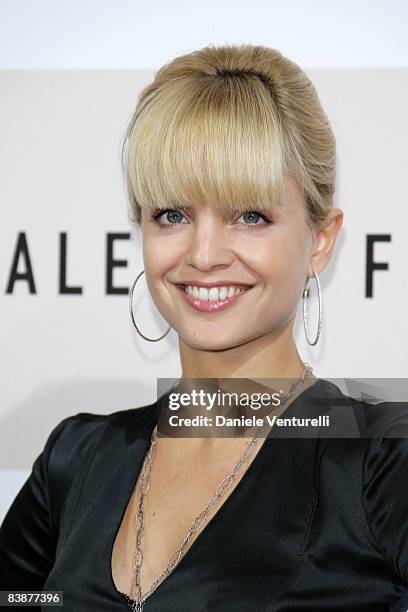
[122,72,288,224]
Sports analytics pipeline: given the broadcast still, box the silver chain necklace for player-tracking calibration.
[128,364,314,611]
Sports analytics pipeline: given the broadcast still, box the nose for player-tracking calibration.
[184,213,234,272]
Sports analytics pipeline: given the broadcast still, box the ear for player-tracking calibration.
[308,209,344,277]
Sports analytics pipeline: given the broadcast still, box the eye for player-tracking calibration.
[151,208,188,227]
[150,207,272,230]
[236,211,271,228]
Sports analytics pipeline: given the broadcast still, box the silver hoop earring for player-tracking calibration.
[302,271,322,346]
[129,270,171,342]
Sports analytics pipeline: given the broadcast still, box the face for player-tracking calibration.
[141,178,316,351]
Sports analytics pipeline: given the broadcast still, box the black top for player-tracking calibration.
[1,378,408,611]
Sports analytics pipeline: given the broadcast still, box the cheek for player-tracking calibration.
[142,232,183,275]
[142,236,179,309]
[141,239,166,304]
[251,234,308,280]
[142,234,167,278]
[249,234,309,312]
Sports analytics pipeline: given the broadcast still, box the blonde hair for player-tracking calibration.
[121,43,336,230]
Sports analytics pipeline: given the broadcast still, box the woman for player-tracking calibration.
[1,43,407,612]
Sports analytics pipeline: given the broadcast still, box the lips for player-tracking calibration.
[174,283,253,313]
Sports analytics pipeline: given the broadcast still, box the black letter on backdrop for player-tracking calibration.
[365,234,391,298]
[106,233,130,295]
[6,232,36,293]
[59,232,83,294]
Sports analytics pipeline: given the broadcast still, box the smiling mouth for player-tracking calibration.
[174,284,254,313]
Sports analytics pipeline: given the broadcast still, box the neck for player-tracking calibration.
[159,328,317,452]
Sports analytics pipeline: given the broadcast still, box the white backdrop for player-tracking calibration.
[1,0,408,522]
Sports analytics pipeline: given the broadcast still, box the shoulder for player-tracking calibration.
[310,378,408,438]
[309,380,408,482]
[314,378,408,473]
[46,401,158,449]
[44,402,158,485]
[361,397,408,485]
[40,402,159,532]
[315,381,408,581]
[360,400,408,583]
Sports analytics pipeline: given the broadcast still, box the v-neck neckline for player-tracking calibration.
[107,377,326,609]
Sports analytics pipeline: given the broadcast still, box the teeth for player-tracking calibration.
[219,287,228,300]
[199,287,208,301]
[185,285,248,301]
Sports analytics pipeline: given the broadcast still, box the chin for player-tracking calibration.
[181,332,253,352]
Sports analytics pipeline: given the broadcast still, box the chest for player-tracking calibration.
[110,436,266,600]
[43,434,396,611]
